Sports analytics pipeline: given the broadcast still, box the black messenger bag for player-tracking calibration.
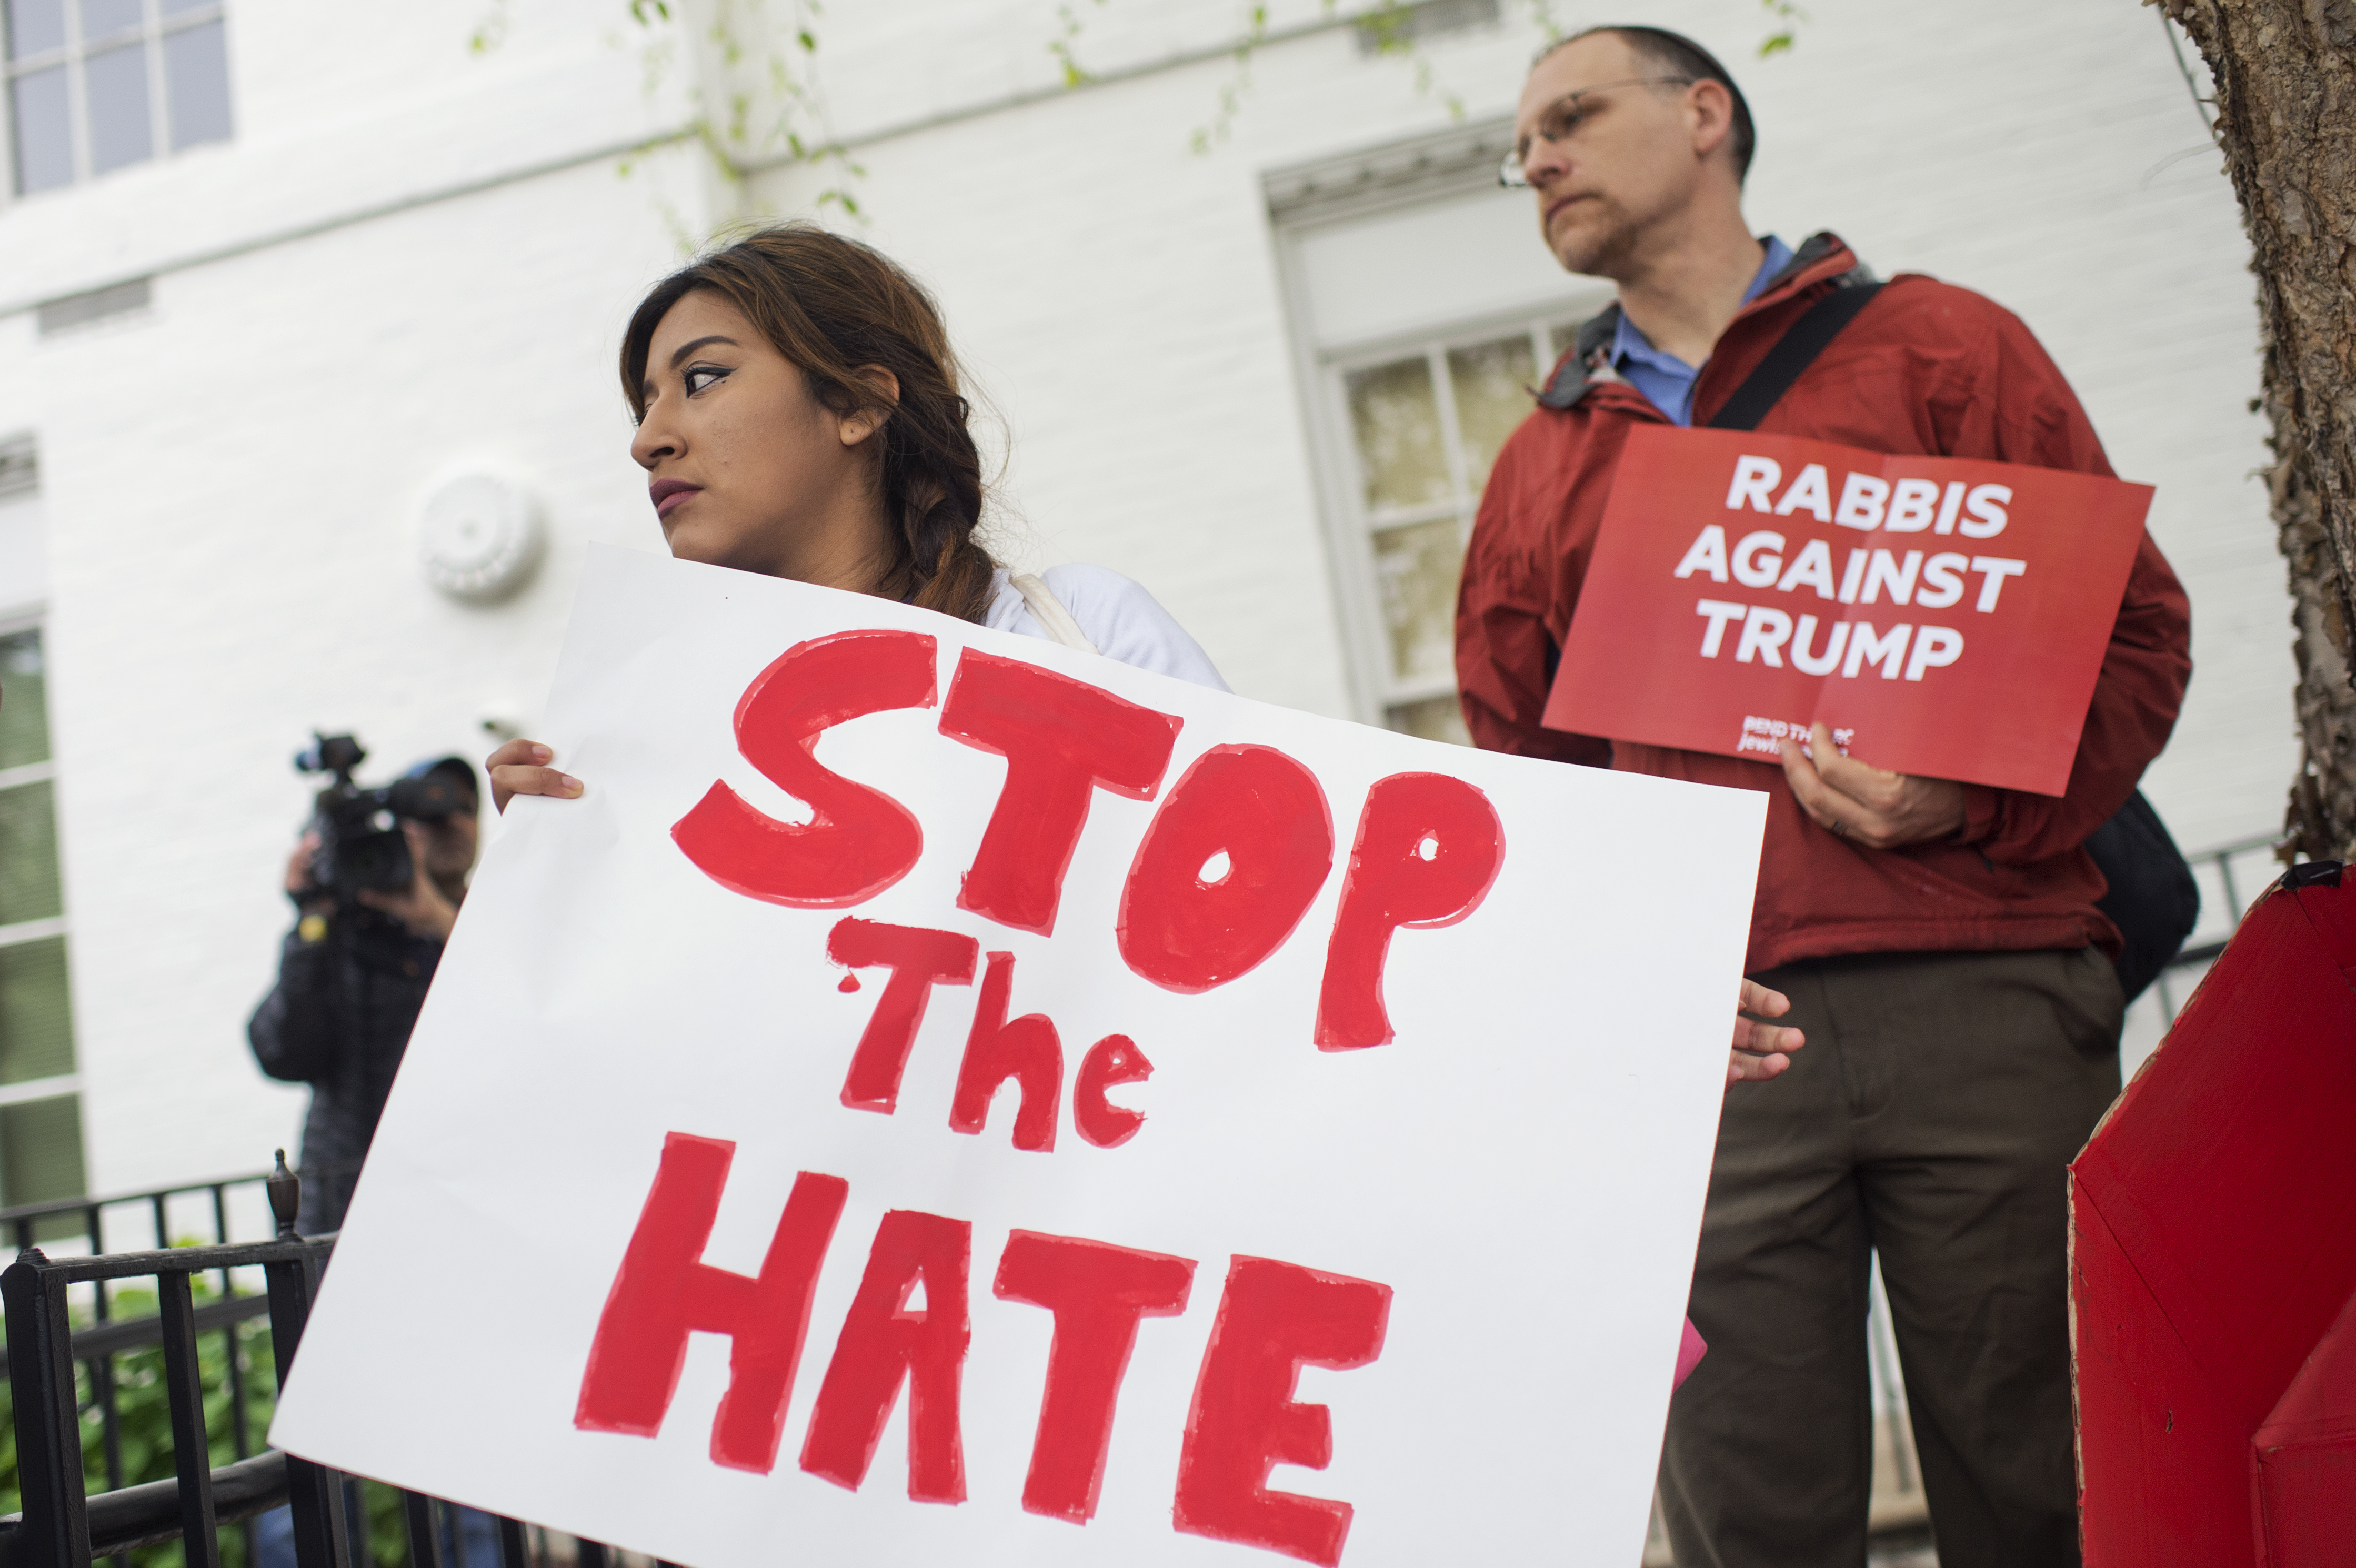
[1697,274,2198,1003]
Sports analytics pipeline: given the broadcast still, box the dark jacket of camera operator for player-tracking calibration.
[248,757,478,1234]
[249,908,446,1233]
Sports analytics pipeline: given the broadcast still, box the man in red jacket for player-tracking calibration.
[1457,24,2191,1568]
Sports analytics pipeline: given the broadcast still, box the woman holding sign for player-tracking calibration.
[480,224,1803,1087]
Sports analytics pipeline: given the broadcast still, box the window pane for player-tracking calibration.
[8,64,72,193]
[0,780,62,924]
[1345,357,1449,512]
[4,0,63,59]
[83,39,152,174]
[0,630,50,769]
[161,0,215,12]
[1370,516,1464,683]
[1385,693,1470,747]
[78,0,138,39]
[0,935,73,1083]
[1447,336,1537,494]
[0,1091,86,1208]
[162,17,228,148]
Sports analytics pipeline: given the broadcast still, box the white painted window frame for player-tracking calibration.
[1267,119,1609,735]
[1316,308,1590,727]
[0,589,84,1148]
[0,0,229,199]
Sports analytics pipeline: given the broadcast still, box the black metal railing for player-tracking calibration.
[0,1157,649,1568]
[0,1166,279,1550]
[2150,831,2293,1020]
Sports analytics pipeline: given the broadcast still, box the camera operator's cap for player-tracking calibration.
[407,755,480,803]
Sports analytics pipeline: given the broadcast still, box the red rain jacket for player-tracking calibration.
[1455,234,2192,973]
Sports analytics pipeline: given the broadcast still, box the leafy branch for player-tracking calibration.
[482,0,1802,235]
[1757,0,1806,58]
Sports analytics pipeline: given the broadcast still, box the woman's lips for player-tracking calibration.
[650,481,701,519]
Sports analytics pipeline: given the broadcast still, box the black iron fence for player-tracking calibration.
[2150,831,2291,1020]
[0,1158,646,1568]
[0,1167,278,1551]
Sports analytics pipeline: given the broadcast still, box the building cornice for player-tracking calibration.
[0,127,700,325]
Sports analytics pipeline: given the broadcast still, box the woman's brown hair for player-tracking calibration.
[621,224,997,622]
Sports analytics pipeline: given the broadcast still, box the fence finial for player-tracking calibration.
[268,1149,301,1239]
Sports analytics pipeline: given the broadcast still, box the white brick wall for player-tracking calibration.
[759,0,2284,852]
[0,3,722,1193]
[0,0,2293,1194]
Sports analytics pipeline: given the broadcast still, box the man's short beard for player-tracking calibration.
[1552,202,1639,282]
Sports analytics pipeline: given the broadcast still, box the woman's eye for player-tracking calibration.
[684,365,730,396]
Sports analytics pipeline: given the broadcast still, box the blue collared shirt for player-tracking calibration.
[1610,235,1796,426]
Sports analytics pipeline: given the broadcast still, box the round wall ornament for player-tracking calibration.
[417,473,545,601]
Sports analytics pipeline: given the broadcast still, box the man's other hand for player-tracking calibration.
[487,738,583,814]
[356,823,460,941]
[1731,978,1804,1085]
[1779,721,1967,849]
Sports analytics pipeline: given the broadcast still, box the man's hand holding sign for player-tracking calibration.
[271,548,1773,1567]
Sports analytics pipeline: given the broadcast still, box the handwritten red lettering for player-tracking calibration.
[826,918,980,1114]
[949,951,1061,1152]
[671,629,937,907]
[800,1210,974,1503]
[1118,743,1334,994]
[1072,1033,1154,1149]
[1173,1255,1395,1567]
[1315,773,1506,1050]
[992,1231,1197,1523]
[574,1134,847,1475]
[937,649,1182,936]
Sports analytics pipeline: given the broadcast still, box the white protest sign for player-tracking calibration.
[269,545,1766,1567]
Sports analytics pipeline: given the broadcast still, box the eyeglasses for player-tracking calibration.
[1497,76,1695,187]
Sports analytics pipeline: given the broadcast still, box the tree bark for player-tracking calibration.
[2154,0,2356,860]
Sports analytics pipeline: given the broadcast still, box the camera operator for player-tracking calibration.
[248,751,479,1235]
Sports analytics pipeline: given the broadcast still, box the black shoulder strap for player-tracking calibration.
[1703,277,1884,433]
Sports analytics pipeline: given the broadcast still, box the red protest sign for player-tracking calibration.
[1543,426,2152,795]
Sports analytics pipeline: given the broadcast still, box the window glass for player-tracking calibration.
[0,631,49,769]
[1320,309,1587,745]
[162,16,226,148]
[0,936,73,1083]
[77,0,138,39]
[0,1092,86,1209]
[82,38,152,173]
[0,779,63,924]
[4,0,64,59]
[9,0,226,192]
[8,64,72,193]
[1384,693,1471,747]
[1371,517,1463,684]
[1346,358,1449,512]
[1448,336,1538,493]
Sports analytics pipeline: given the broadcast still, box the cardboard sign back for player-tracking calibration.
[269,547,1766,1568]
[1546,427,2152,795]
[2071,871,2356,1565]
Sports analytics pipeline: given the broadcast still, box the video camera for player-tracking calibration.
[293,733,473,903]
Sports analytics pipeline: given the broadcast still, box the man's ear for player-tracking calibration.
[1687,78,1737,165]
[839,364,901,448]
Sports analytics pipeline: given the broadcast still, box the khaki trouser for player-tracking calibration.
[1659,947,2125,1568]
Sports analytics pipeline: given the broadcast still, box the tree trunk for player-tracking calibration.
[2155,0,2356,860]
